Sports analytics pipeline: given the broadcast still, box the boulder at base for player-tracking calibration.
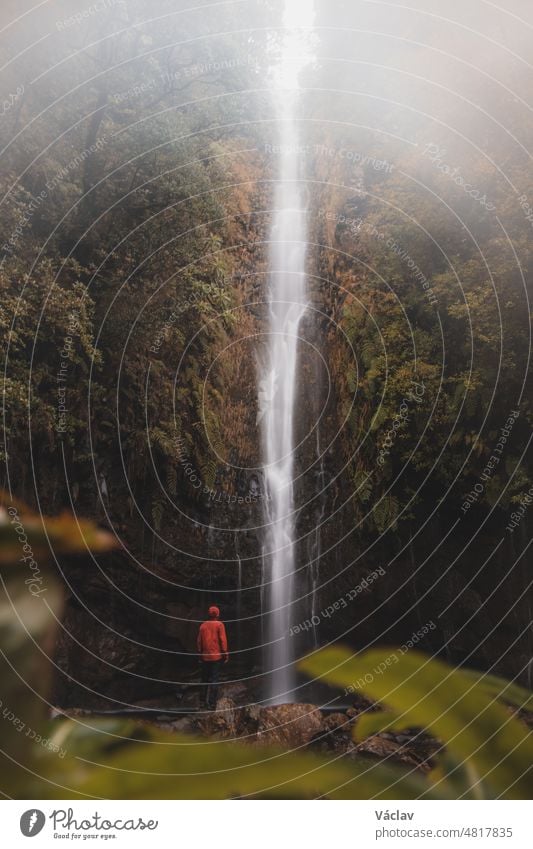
[255,704,324,748]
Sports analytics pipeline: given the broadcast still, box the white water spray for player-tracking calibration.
[259,0,314,704]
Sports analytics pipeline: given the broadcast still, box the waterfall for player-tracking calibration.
[259,0,314,705]
[309,427,325,648]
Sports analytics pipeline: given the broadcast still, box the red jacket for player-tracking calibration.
[197,619,228,662]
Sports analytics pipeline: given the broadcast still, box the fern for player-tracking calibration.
[373,495,399,532]
[166,465,177,497]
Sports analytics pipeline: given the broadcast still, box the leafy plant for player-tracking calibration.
[300,646,533,799]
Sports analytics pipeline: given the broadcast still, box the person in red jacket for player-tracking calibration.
[197,605,228,709]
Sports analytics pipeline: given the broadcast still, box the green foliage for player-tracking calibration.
[0,0,271,515]
[0,491,118,561]
[372,495,399,532]
[312,40,533,539]
[300,646,533,799]
[459,669,533,713]
[46,719,429,800]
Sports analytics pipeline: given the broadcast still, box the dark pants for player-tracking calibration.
[200,660,221,708]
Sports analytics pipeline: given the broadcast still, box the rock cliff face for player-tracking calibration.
[52,180,342,708]
[53,148,532,711]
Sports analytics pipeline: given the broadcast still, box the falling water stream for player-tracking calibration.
[259,0,315,704]
[309,427,326,649]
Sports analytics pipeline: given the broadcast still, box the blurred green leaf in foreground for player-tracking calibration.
[300,646,533,799]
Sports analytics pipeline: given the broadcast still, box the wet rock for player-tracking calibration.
[193,697,240,739]
[162,716,195,734]
[356,734,422,768]
[220,682,248,704]
[190,698,268,741]
[175,688,202,709]
[356,732,437,772]
[308,711,354,754]
[236,703,262,736]
[322,712,350,733]
[171,699,439,772]
[348,693,381,714]
[255,704,324,749]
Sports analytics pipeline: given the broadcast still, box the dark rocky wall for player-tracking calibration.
[52,158,533,710]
